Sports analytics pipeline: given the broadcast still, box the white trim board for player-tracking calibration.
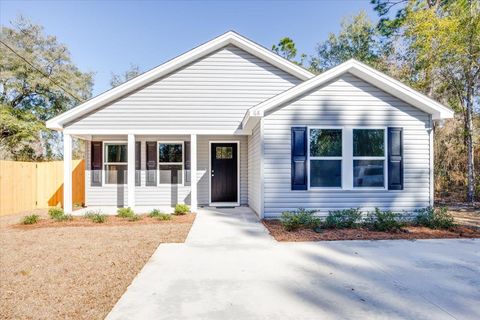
[208,141,241,207]
[46,31,314,131]
[63,129,252,136]
[242,59,454,130]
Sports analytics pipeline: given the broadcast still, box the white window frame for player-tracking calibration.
[307,127,344,190]
[157,141,184,186]
[103,141,128,186]
[352,127,388,190]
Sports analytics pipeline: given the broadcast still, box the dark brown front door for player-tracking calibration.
[211,143,238,203]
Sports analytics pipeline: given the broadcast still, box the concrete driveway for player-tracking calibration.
[107,207,480,320]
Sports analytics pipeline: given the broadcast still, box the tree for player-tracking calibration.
[110,64,141,88]
[0,16,93,160]
[271,37,306,66]
[310,11,389,72]
[373,0,479,202]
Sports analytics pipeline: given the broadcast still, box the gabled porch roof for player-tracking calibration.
[242,59,454,131]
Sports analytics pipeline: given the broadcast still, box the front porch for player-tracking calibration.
[62,133,249,214]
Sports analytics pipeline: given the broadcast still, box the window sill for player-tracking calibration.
[304,188,390,192]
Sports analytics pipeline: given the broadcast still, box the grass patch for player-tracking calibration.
[117,207,135,218]
[127,214,143,222]
[85,211,107,223]
[48,207,64,219]
[48,207,72,222]
[148,209,163,218]
[174,204,189,215]
[156,213,172,221]
[55,213,73,222]
[22,214,39,225]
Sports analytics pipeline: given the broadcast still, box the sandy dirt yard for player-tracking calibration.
[448,205,480,229]
[0,210,195,320]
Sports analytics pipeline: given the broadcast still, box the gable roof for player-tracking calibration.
[242,59,454,130]
[46,31,315,131]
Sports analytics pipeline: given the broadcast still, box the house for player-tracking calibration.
[46,31,454,218]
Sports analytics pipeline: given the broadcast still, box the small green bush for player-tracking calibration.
[85,211,107,223]
[48,207,72,221]
[415,206,454,229]
[48,207,65,219]
[156,213,172,221]
[148,209,163,217]
[365,208,406,232]
[128,214,142,222]
[117,207,135,218]
[174,204,190,215]
[324,208,362,229]
[280,208,320,231]
[22,214,39,225]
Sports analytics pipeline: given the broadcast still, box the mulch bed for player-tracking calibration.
[13,213,195,229]
[0,211,196,320]
[262,220,480,242]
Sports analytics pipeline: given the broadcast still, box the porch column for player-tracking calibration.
[190,134,197,212]
[63,133,73,213]
[127,133,136,208]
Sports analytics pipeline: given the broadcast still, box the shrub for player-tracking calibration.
[156,213,172,221]
[48,207,72,221]
[148,209,163,218]
[174,204,190,215]
[22,214,39,225]
[365,208,406,232]
[280,208,320,231]
[85,211,107,223]
[324,208,362,229]
[415,206,454,229]
[48,207,64,220]
[117,207,135,218]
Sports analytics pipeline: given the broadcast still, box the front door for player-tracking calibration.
[210,143,238,203]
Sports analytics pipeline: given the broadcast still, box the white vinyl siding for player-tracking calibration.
[262,74,432,217]
[248,121,263,215]
[84,135,248,207]
[66,45,301,131]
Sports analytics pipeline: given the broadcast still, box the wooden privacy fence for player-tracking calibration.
[0,160,85,216]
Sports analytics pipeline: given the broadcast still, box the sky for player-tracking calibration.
[1,0,378,96]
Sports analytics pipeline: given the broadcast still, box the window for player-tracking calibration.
[309,128,342,188]
[216,146,233,159]
[353,129,386,188]
[158,142,183,184]
[104,143,127,184]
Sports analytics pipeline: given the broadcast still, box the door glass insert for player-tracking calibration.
[216,146,233,159]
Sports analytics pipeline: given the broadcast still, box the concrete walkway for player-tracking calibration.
[107,207,480,320]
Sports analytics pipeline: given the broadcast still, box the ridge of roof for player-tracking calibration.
[47,31,315,131]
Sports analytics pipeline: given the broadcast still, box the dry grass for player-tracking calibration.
[447,206,480,229]
[0,209,195,320]
[263,220,480,242]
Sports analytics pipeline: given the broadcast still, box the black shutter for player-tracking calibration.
[388,127,403,190]
[91,141,102,186]
[291,127,308,190]
[146,142,157,186]
[135,141,141,186]
[184,141,191,185]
